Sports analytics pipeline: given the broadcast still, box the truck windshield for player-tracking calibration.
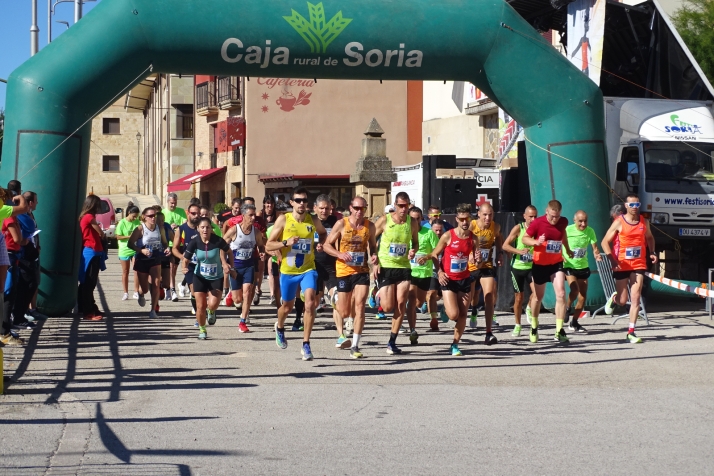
[643,141,714,193]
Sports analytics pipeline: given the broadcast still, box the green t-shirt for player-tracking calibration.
[268,225,278,263]
[410,226,439,278]
[0,205,12,221]
[162,207,187,227]
[116,218,141,258]
[211,222,222,237]
[563,224,597,270]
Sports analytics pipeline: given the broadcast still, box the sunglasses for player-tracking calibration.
[145,214,156,218]
[428,213,441,217]
[292,198,308,204]
[626,202,641,209]
[455,216,470,222]
[395,203,409,209]
[351,206,367,211]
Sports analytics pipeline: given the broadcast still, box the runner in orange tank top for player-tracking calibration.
[601,194,657,344]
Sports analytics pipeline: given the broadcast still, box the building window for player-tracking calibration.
[102,155,120,172]
[175,105,194,139]
[232,149,240,166]
[103,118,120,134]
[209,153,218,169]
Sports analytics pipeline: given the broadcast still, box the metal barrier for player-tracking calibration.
[591,256,648,325]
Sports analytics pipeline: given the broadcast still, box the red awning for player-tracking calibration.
[258,174,350,183]
[258,174,294,183]
[167,167,226,192]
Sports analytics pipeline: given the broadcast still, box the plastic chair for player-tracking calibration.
[591,256,648,325]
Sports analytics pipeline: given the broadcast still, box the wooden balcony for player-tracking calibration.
[218,76,241,110]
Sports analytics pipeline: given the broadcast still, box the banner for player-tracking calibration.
[392,163,424,208]
[567,0,605,86]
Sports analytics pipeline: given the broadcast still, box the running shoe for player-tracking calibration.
[420,302,428,314]
[409,329,419,345]
[330,290,339,309]
[207,309,217,325]
[301,342,314,361]
[554,328,570,343]
[13,320,36,330]
[238,321,250,333]
[149,310,158,319]
[530,327,539,343]
[492,316,500,328]
[291,319,303,332]
[1,333,24,345]
[154,305,160,314]
[368,284,377,308]
[236,301,243,311]
[194,320,199,327]
[525,305,533,325]
[386,342,402,355]
[375,311,387,320]
[428,318,440,332]
[178,284,185,298]
[171,289,178,302]
[604,291,618,316]
[121,293,129,301]
[133,292,139,300]
[82,313,102,322]
[275,323,288,349]
[569,321,587,333]
[484,332,498,345]
[160,288,166,300]
[399,324,407,334]
[220,296,227,306]
[345,317,354,334]
[137,293,146,307]
[198,330,207,340]
[335,334,351,349]
[469,316,477,329]
[440,308,449,323]
[350,346,363,359]
[27,309,48,320]
[450,344,463,356]
[626,332,643,344]
[191,307,196,315]
[563,307,571,324]
[512,324,522,337]
[253,291,261,305]
[24,313,37,323]
[269,295,276,306]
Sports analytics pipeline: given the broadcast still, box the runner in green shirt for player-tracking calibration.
[115,205,141,300]
[162,193,187,301]
[406,207,439,345]
[562,210,602,333]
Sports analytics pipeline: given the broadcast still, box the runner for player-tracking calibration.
[182,217,233,340]
[155,205,174,308]
[374,192,420,355]
[521,200,575,343]
[429,204,478,356]
[266,187,328,361]
[502,205,537,337]
[116,205,141,301]
[266,223,282,312]
[218,198,242,225]
[426,219,446,331]
[406,207,439,345]
[226,197,267,306]
[223,202,266,333]
[128,207,172,318]
[324,196,378,358]
[563,210,603,332]
[312,195,339,328]
[601,194,656,344]
[172,204,201,320]
[162,193,187,302]
[470,203,504,345]
[258,196,280,305]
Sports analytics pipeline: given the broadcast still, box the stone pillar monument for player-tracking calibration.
[350,118,397,218]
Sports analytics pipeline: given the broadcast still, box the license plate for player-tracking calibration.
[679,228,711,237]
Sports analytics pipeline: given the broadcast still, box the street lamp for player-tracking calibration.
[48,0,96,43]
[136,132,141,193]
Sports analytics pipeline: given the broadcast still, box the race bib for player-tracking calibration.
[199,262,218,278]
[410,253,428,266]
[625,246,642,260]
[546,240,562,254]
[389,243,408,258]
[148,242,163,252]
[314,228,332,243]
[189,253,198,264]
[572,248,587,259]
[479,249,490,261]
[347,251,365,267]
[450,257,467,273]
[291,239,311,254]
[520,253,533,263]
[233,248,253,260]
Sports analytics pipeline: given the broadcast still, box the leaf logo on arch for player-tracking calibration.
[283,2,352,54]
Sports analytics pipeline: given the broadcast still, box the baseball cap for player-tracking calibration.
[384,205,394,214]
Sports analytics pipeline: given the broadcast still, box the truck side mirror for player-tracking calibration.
[616,162,628,182]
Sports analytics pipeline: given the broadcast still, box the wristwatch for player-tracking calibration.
[282,240,288,247]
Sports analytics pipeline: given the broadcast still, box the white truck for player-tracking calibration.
[606,97,714,280]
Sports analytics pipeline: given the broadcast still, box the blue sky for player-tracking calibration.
[0,0,102,109]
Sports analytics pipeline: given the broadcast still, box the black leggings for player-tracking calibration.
[78,256,101,314]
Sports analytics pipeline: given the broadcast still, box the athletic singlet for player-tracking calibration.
[616,215,647,271]
[230,223,257,268]
[377,214,412,269]
[184,234,230,281]
[511,223,534,270]
[314,215,338,270]
[470,220,496,270]
[137,223,163,260]
[442,229,473,281]
[335,217,370,277]
[280,213,316,275]
[178,222,200,265]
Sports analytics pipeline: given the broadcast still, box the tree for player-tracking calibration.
[672,0,714,85]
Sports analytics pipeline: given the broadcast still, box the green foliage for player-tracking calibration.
[214,202,229,214]
[672,0,714,84]
[283,2,352,53]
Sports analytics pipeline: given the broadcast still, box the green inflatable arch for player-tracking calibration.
[1,0,609,315]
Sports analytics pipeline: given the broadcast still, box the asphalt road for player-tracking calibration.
[1,250,713,475]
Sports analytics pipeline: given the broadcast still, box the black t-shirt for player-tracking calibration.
[314,215,338,271]
[218,210,238,224]
[178,223,200,269]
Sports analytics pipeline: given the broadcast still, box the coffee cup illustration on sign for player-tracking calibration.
[276,90,311,112]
